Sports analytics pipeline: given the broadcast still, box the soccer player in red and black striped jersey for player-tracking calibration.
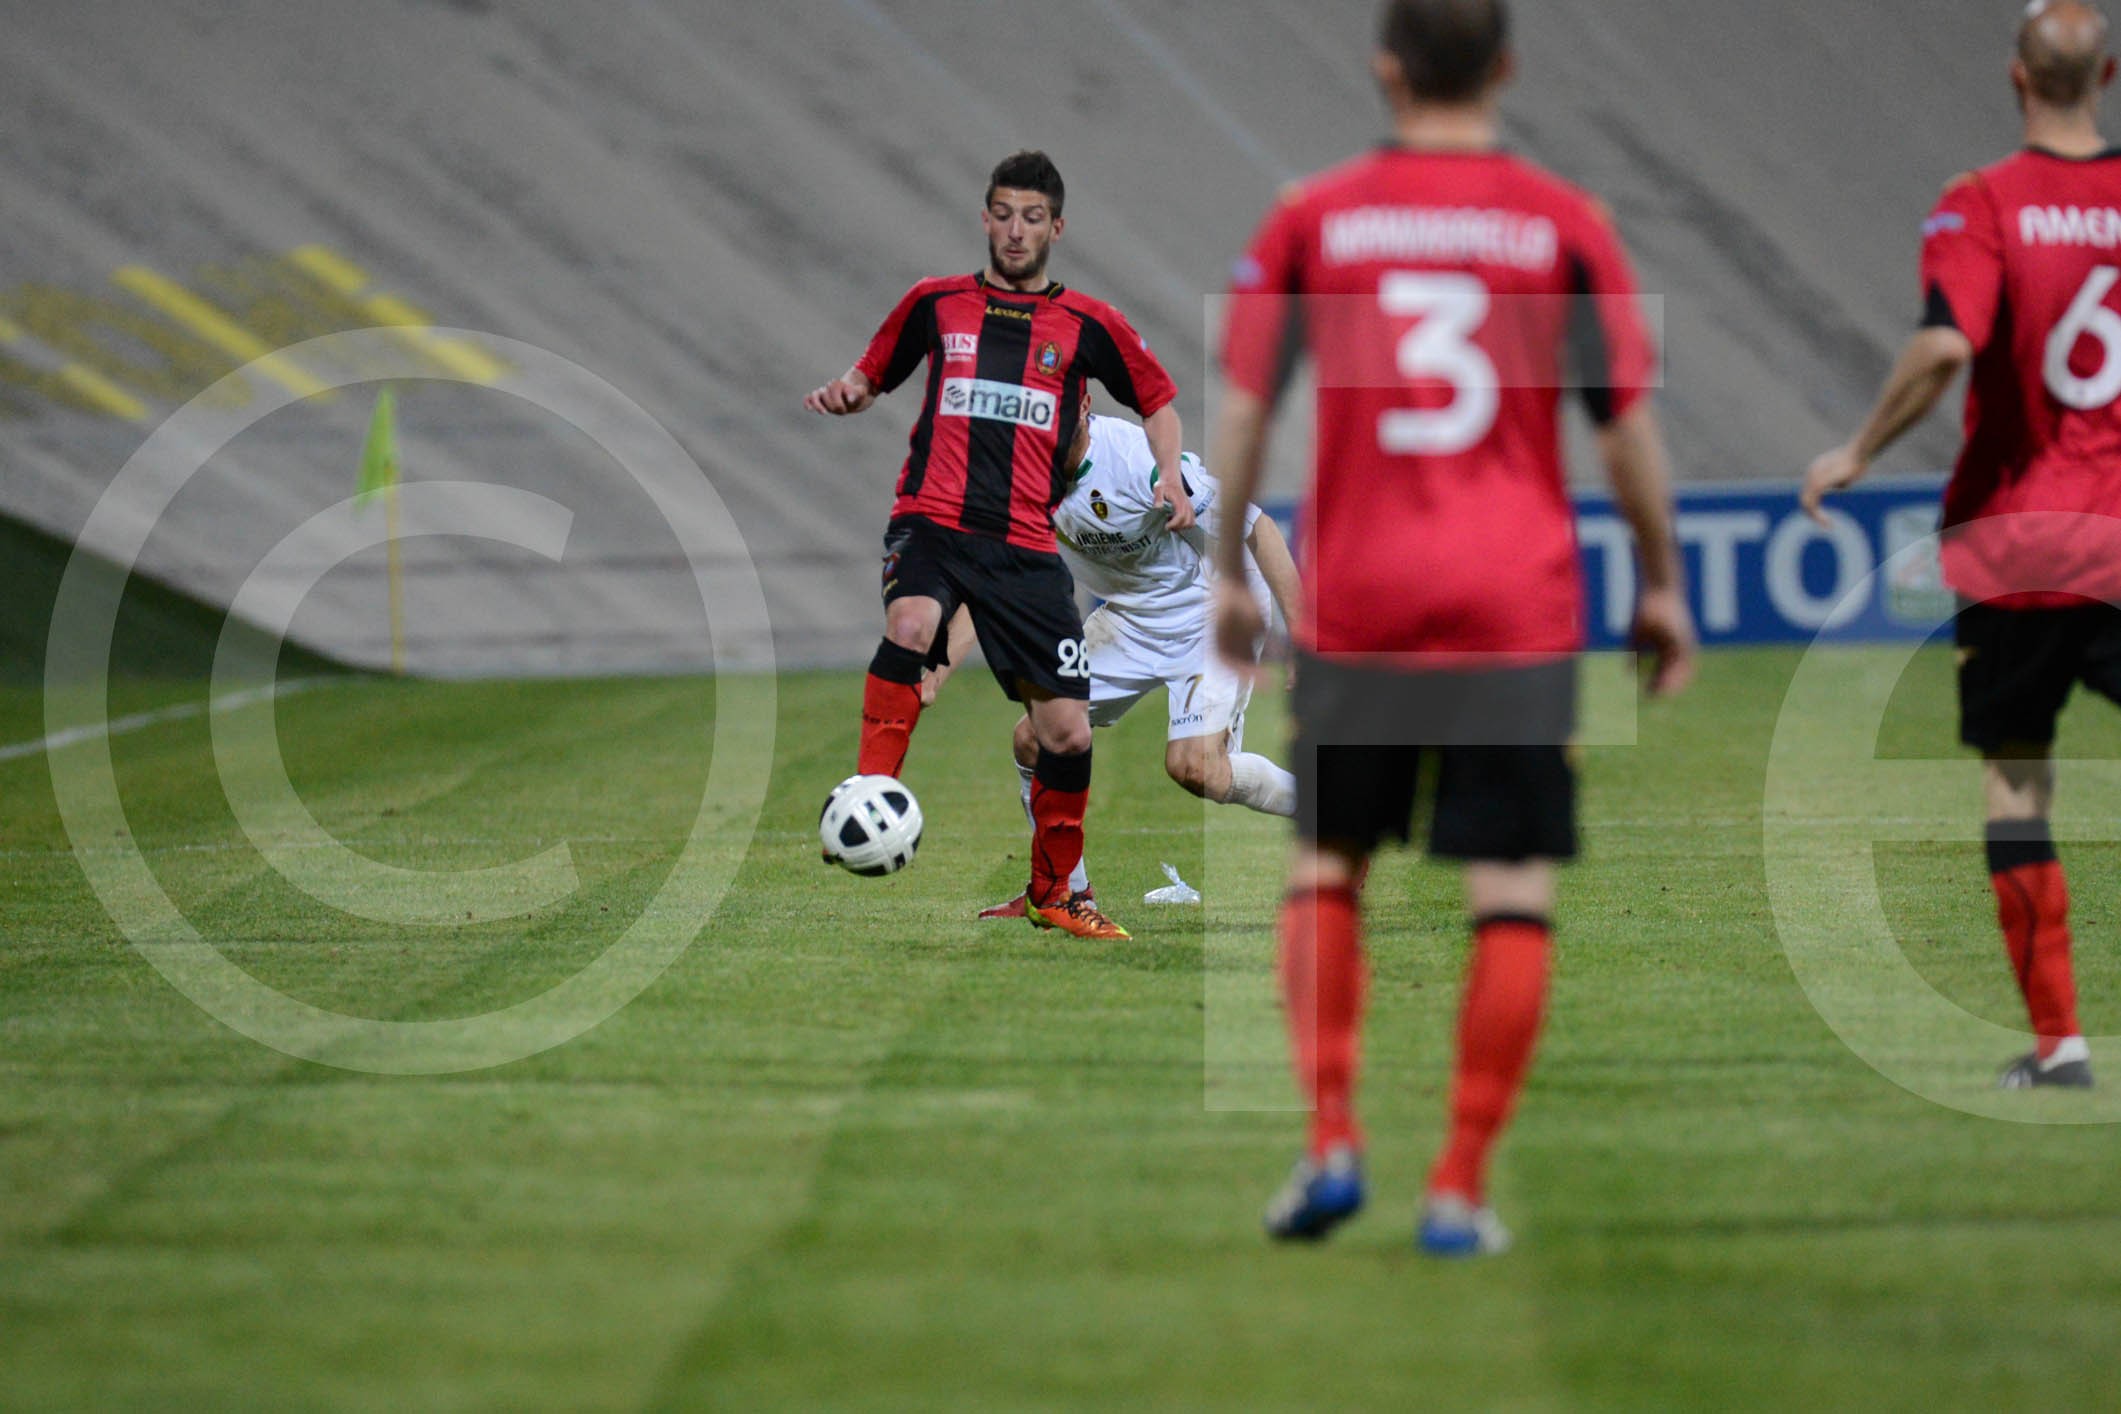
[1211,0,1694,1252]
[1806,0,2121,1091]
[806,150,1192,940]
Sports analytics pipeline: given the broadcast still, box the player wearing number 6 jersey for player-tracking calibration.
[1212,0,1694,1254]
[1805,0,2121,1091]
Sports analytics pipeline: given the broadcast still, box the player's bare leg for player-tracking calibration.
[1417,859,1557,1257]
[860,595,944,778]
[1986,745,2092,1088]
[980,714,1091,920]
[1165,730,1295,817]
[1019,687,1127,940]
[1264,839,1369,1240]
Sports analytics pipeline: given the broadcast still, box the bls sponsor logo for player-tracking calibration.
[939,378,1056,430]
[942,332,978,364]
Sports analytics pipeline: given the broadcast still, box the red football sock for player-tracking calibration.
[1989,826,2081,1060]
[1029,747,1091,906]
[1429,916,1551,1204]
[858,640,928,778]
[1280,884,1367,1160]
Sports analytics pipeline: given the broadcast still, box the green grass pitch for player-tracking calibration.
[3,647,2120,1410]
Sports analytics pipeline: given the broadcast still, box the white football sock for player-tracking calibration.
[2046,1036,2091,1067]
[1226,752,1297,817]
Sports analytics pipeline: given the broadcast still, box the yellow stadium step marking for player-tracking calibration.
[0,313,150,422]
[287,246,509,383]
[112,266,335,401]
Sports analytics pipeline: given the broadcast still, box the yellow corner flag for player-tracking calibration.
[356,386,400,507]
[357,386,407,673]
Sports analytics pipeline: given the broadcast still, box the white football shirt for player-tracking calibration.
[1051,416,1271,674]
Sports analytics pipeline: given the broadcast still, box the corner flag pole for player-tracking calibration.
[357,386,407,675]
[384,476,406,676]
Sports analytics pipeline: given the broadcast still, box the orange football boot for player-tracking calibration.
[1025,890,1130,940]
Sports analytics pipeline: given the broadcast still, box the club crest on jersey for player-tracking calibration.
[1090,489,1109,521]
[1037,341,1061,373]
[940,377,1057,430]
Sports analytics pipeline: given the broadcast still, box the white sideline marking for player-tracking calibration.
[0,678,328,764]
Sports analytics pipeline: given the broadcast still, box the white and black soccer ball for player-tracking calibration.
[818,774,924,876]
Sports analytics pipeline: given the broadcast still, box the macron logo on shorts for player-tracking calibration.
[939,377,1058,431]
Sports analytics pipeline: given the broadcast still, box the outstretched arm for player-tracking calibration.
[1600,401,1696,698]
[1144,404,1195,532]
[1243,510,1303,636]
[804,366,878,417]
[1210,388,1273,673]
[1802,326,1974,524]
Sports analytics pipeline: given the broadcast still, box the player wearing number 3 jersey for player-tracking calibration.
[1806,0,2121,1091]
[1211,0,1694,1254]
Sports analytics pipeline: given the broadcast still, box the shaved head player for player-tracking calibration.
[1212,0,1694,1254]
[1806,0,2121,1089]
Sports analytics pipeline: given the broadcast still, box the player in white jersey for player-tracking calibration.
[953,405,1303,918]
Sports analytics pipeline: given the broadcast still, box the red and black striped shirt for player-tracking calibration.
[855,272,1177,552]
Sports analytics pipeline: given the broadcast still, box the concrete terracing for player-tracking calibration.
[0,0,2023,674]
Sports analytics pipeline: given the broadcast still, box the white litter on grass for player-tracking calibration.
[1144,861,1201,905]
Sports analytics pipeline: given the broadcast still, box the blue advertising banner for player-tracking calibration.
[1575,474,1953,648]
[1264,474,1955,649]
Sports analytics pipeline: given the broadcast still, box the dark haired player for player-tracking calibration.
[1213,0,1693,1253]
[807,150,1192,940]
[1806,0,2121,1090]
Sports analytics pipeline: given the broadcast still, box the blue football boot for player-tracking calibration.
[1263,1146,1365,1242]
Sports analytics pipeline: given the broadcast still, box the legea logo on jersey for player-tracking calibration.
[942,333,979,364]
[939,378,1057,430]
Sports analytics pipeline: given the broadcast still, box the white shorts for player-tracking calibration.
[1082,604,1254,747]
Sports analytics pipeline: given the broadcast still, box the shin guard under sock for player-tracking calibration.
[858,640,927,778]
[1029,747,1091,906]
[1988,822,2082,1060]
[1280,884,1367,1159]
[1430,915,1552,1203]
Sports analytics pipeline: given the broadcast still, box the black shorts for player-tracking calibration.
[1956,598,2121,751]
[1291,652,1578,861]
[882,515,1088,701]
